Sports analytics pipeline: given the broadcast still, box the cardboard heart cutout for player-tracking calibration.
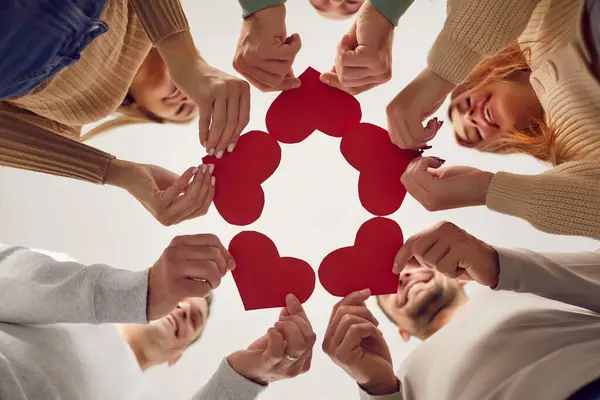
[266,67,362,144]
[229,231,316,310]
[319,217,403,297]
[340,123,420,216]
[203,130,281,226]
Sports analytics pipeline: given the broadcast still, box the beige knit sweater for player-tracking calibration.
[428,0,600,239]
[0,0,189,182]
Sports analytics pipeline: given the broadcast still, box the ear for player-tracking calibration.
[167,354,183,367]
[399,329,411,343]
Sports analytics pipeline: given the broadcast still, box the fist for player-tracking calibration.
[393,221,500,287]
[146,234,235,320]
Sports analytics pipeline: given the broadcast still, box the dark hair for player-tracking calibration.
[185,294,213,349]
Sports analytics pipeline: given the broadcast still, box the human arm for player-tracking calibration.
[0,234,234,325]
[192,294,315,400]
[323,290,401,399]
[401,159,600,240]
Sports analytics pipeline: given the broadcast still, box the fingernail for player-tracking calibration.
[420,145,432,151]
[216,149,224,159]
[393,262,400,274]
[359,288,371,296]
[433,117,438,122]
[207,148,215,156]
[192,167,199,175]
[201,164,207,173]
[287,293,300,305]
[438,121,444,128]
[320,75,330,84]
[211,176,216,186]
[431,156,446,164]
[292,80,301,89]
[208,164,215,174]
[227,143,236,153]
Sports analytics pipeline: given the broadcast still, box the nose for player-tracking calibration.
[398,270,412,287]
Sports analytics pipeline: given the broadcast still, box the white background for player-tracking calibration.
[1,1,598,399]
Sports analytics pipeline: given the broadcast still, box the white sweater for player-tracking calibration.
[360,248,600,400]
[0,245,265,400]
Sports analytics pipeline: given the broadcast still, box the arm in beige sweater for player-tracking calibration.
[0,104,115,184]
[486,161,600,240]
[128,0,190,44]
[495,248,600,313]
[427,0,541,84]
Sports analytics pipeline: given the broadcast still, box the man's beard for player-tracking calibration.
[406,285,446,330]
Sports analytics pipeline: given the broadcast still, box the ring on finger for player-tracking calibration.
[284,354,299,362]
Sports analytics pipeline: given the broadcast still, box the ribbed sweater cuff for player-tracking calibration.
[427,32,484,85]
[369,0,414,26]
[239,0,286,18]
[129,0,190,44]
[0,114,115,184]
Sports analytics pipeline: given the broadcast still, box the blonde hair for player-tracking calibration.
[81,103,165,142]
[450,44,556,163]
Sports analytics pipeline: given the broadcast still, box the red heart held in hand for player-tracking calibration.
[265,67,362,144]
[229,231,316,310]
[340,123,421,216]
[203,130,281,226]
[318,217,403,297]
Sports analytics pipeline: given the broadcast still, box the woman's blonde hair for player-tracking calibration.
[450,43,556,163]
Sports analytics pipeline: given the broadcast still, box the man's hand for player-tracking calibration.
[393,221,500,287]
[234,4,302,92]
[321,2,393,95]
[323,290,399,396]
[387,67,455,149]
[105,159,215,227]
[147,234,235,321]
[156,31,251,158]
[228,294,316,385]
[401,157,494,212]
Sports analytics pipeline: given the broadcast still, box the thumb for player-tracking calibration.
[319,71,345,91]
[339,33,358,52]
[414,157,446,172]
[283,33,302,54]
[279,75,302,91]
[163,166,197,202]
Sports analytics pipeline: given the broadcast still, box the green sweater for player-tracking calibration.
[237,0,414,26]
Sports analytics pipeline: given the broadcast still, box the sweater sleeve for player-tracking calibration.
[486,161,600,240]
[495,248,600,314]
[238,0,286,18]
[427,0,541,84]
[0,104,115,184]
[370,0,415,27]
[0,245,148,325]
[0,354,27,400]
[358,383,403,400]
[129,0,190,44]
[192,358,266,400]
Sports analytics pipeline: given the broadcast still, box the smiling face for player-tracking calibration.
[309,0,365,19]
[449,70,543,148]
[377,265,465,340]
[143,297,209,366]
[128,48,199,123]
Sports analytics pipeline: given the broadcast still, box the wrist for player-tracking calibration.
[155,31,204,72]
[249,3,286,21]
[105,159,137,189]
[473,171,494,206]
[227,353,269,386]
[360,373,399,396]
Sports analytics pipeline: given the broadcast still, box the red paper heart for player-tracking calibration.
[203,130,281,226]
[265,67,362,144]
[340,123,420,216]
[318,217,403,297]
[229,231,316,310]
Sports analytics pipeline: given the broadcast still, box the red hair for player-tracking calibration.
[450,44,556,163]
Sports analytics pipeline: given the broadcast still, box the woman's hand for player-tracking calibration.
[401,157,494,211]
[156,31,251,159]
[387,67,455,149]
[105,159,215,226]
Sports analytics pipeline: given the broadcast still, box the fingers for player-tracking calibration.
[178,276,213,298]
[163,166,198,204]
[180,176,216,224]
[274,319,308,359]
[278,314,316,350]
[168,233,236,271]
[231,89,251,152]
[167,164,214,224]
[261,328,286,367]
[324,304,378,350]
[206,96,226,156]
[279,294,310,325]
[337,320,382,358]
[180,260,223,290]
[198,103,211,148]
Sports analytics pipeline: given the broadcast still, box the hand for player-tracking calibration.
[233,4,302,92]
[320,2,393,95]
[323,290,399,396]
[147,234,235,320]
[393,221,500,287]
[156,31,251,158]
[387,67,456,149]
[401,157,494,211]
[105,159,215,226]
[228,294,316,385]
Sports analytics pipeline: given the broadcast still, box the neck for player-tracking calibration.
[118,324,154,372]
[418,292,469,340]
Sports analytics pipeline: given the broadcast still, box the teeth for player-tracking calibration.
[484,103,492,124]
